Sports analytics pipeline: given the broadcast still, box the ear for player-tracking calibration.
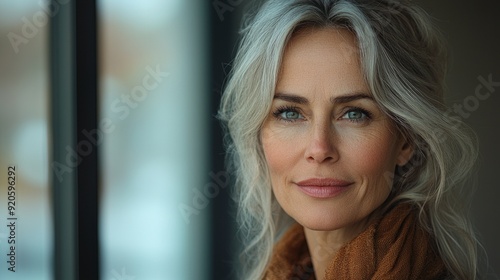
[396,139,414,166]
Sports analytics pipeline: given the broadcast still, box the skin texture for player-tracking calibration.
[260,27,413,279]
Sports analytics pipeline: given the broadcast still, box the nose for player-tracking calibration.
[304,121,339,163]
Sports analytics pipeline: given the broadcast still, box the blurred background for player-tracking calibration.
[0,0,498,279]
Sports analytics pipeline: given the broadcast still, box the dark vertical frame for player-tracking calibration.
[75,0,100,279]
[51,0,100,279]
[50,0,77,279]
[209,4,242,280]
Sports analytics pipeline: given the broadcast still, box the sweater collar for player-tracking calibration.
[264,203,448,280]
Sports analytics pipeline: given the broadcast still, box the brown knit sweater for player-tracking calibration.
[264,203,449,279]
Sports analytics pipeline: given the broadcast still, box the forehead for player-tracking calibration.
[284,26,359,61]
[277,27,368,98]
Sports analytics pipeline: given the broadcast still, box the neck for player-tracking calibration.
[303,218,376,280]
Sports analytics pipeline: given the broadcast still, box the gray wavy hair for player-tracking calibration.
[218,0,482,279]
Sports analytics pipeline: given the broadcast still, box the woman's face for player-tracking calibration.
[261,27,413,232]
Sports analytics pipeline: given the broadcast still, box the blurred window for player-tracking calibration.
[98,1,209,279]
[0,1,52,279]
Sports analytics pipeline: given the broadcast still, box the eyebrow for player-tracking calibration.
[273,92,309,104]
[331,93,374,104]
[273,92,373,104]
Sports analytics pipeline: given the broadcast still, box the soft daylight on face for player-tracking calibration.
[260,27,413,235]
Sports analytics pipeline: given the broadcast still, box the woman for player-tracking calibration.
[219,0,482,279]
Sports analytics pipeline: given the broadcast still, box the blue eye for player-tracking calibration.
[341,108,371,122]
[273,106,304,122]
[280,111,301,119]
[345,111,365,119]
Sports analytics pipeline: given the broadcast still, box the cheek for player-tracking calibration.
[355,141,395,172]
[261,127,297,178]
[261,126,308,201]
[345,120,398,163]
[342,129,399,190]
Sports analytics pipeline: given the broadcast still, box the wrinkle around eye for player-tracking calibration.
[272,105,306,122]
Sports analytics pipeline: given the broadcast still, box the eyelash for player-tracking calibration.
[342,106,372,123]
[271,105,372,123]
[272,105,303,122]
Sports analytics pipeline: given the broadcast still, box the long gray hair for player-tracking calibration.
[218,1,482,279]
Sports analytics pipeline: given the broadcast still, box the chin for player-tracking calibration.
[290,206,352,232]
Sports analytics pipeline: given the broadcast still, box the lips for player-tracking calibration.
[295,178,353,198]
